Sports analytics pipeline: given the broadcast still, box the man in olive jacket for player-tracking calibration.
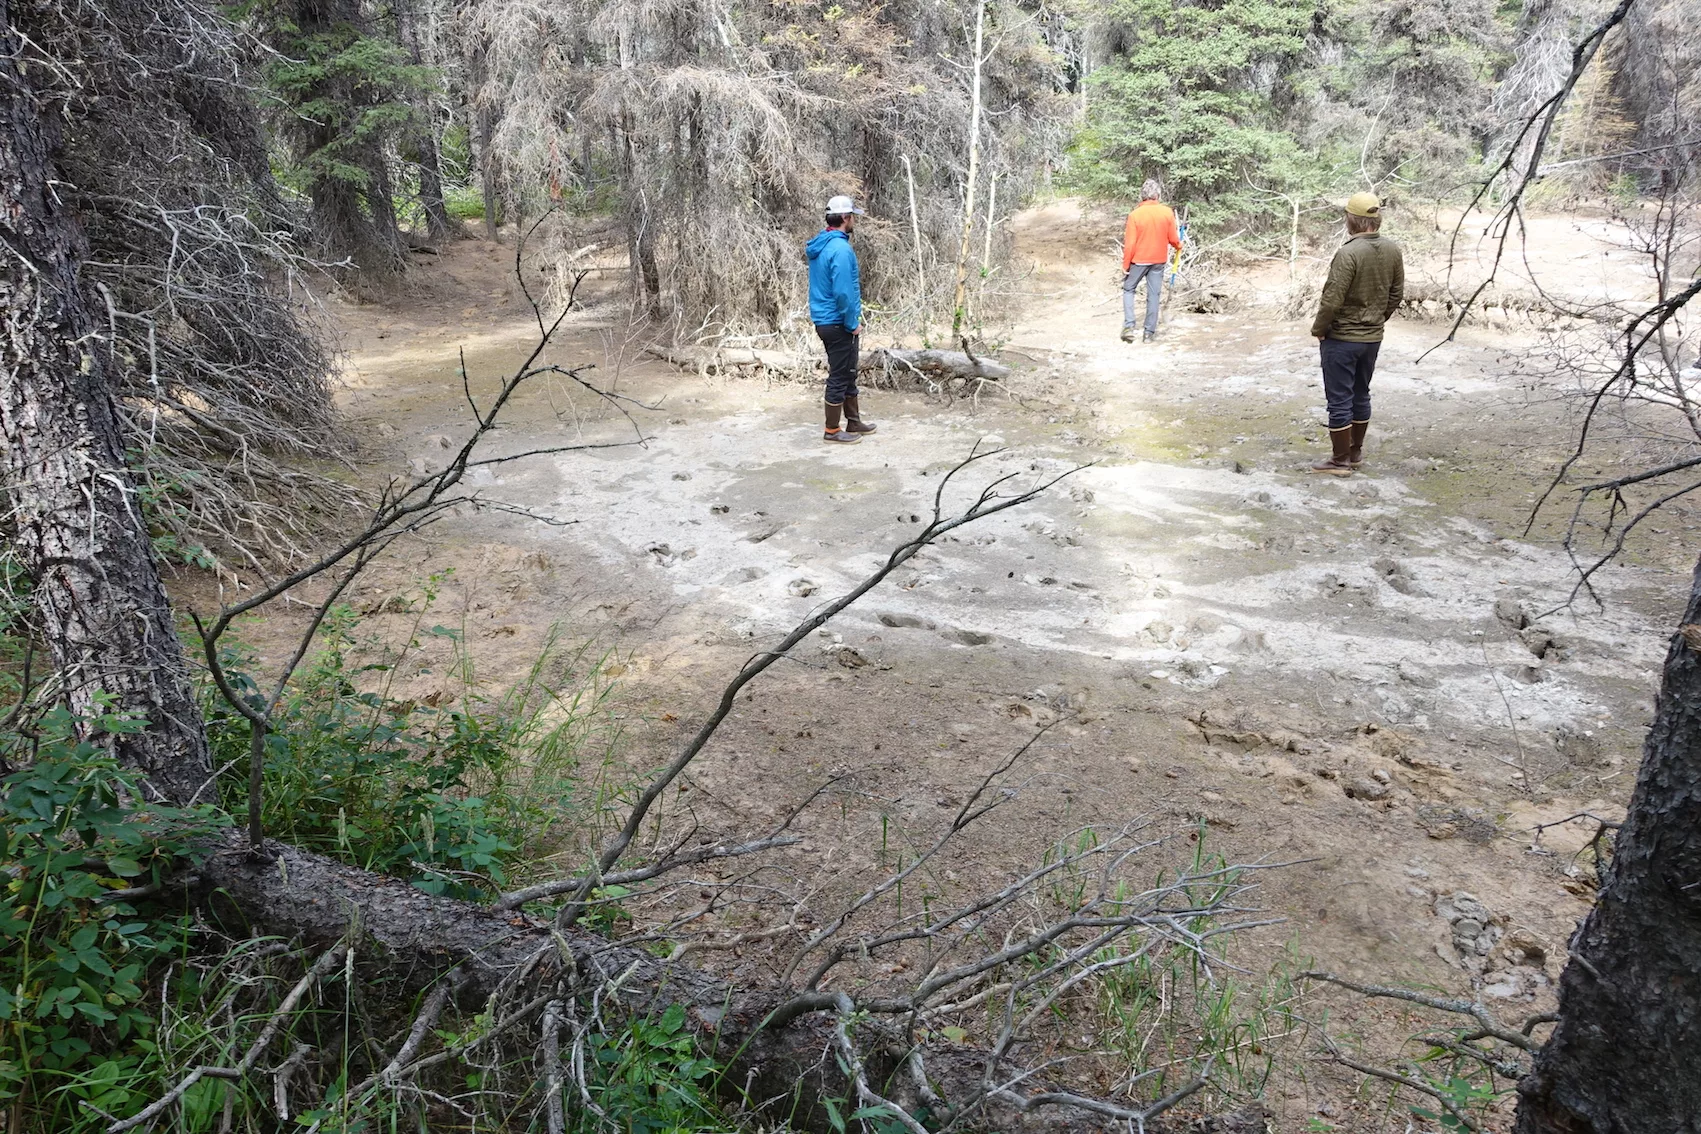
[1309,192,1404,474]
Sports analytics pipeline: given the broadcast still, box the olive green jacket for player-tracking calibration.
[1309,233,1405,342]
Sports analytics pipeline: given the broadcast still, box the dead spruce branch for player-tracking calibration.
[128,341,1276,1129]
[1299,970,1557,1133]
[167,811,1275,1133]
[12,0,349,569]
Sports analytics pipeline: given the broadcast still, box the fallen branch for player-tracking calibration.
[181,830,1265,1133]
[101,945,348,1134]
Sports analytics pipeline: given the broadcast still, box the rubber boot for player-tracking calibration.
[843,396,876,434]
[823,401,860,444]
[1347,419,1369,468]
[1311,426,1354,475]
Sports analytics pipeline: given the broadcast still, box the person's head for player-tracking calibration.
[825,194,866,234]
[1344,191,1383,235]
[1140,178,1163,202]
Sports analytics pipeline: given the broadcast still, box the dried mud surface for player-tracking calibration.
[215,205,1692,1128]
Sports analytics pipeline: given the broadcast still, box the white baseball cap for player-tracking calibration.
[826,195,866,216]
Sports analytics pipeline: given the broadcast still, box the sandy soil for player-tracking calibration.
[225,204,1692,1128]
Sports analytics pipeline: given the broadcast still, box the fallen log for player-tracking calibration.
[864,347,1011,381]
[643,344,1013,383]
[643,345,810,374]
[184,831,1264,1134]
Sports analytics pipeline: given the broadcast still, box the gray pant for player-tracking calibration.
[1123,263,1164,335]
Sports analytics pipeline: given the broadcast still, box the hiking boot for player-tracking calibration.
[844,396,876,434]
[822,428,861,444]
[1143,330,1157,343]
[1120,324,1136,343]
[1311,426,1354,475]
[1347,420,1369,467]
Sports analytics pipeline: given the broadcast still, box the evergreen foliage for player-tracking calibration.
[1066,0,1322,218]
[234,0,434,271]
[1064,0,1511,235]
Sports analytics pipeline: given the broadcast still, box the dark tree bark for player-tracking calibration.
[394,0,452,244]
[407,127,454,244]
[1515,557,1701,1132]
[469,36,500,243]
[188,831,1266,1134]
[0,0,210,802]
[290,0,405,274]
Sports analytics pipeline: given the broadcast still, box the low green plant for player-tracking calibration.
[1410,1071,1499,1130]
[444,184,486,220]
[207,597,624,899]
[0,700,221,1130]
[576,1003,722,1133]
[1083,830,1307,1099]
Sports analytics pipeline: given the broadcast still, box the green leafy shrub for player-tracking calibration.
[577,1004,722,1133]
[207,602,623,899]
[444,184,487,220]
[0,701,220,1129]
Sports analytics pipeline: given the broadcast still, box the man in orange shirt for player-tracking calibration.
[1121,179,1183,343]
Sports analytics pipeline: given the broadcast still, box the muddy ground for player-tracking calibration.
[212,201,1689,1129]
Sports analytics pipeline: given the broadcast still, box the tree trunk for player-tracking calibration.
[411,126,454,244]
[1514,556,1701,1132]
[0,1,210,802]
[865,347,1011,380]
[187,831,1266,1134]
[365,143,407,266]
[470,37,500,242]
[949,0,986,342]
[395,0,452,243]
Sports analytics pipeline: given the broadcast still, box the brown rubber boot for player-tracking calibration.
[1347,419,1369,467]
[823,401,859,444]
[843,396,877,434]
[1311,426,1354,475]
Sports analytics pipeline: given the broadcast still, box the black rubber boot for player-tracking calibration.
[1348,419,1369,467]
[843,396,876,434]
[1311,426,1353,475]
[823,401,860,444]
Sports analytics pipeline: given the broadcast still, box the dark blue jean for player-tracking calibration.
[1123,263,1164,334]
[1320,338,1379,428]
[816,323,859,403]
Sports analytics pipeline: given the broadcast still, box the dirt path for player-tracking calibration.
[285,205,1686,1126]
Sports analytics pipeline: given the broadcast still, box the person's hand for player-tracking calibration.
[852,324,862,336]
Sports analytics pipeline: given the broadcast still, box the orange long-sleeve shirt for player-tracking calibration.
[1122,200,1182,270]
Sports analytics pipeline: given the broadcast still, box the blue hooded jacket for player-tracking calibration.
[806,228,861,330]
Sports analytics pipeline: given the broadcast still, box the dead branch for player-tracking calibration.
[1423,0,1638,359]
[1315,1029,1482,1132]
[1301,971,1539,1052]
[176,829,1267,1133]
[554,444,1087,922]
[101,945,348,1134]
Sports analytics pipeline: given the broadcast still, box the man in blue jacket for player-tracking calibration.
[807,195,876,443]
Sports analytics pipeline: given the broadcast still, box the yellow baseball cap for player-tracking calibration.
[1344,191,1382,217]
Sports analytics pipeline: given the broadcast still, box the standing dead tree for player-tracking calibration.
[465,0,1067,339]
[11,0,348,571]
[0,0,211,801]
